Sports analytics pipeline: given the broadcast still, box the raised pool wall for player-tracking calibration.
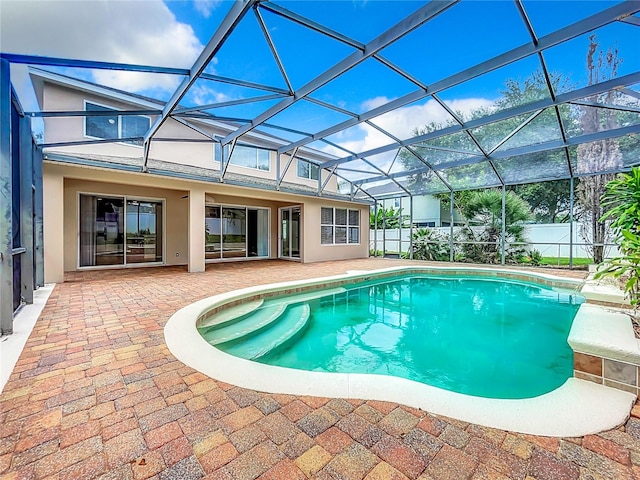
[573,277,640,397]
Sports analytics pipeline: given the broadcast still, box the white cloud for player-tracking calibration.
[323,96,494,174]
[193,0,221,18]
[1,0,203,93]
[190,84,230,107]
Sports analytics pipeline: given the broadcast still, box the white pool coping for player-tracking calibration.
[165,266,636,437]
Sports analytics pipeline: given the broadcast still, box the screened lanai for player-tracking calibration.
[1,0,640,332]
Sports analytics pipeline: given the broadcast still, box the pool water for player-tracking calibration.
[202,274,584,399]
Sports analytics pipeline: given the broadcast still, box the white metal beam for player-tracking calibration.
[142,0,258,171]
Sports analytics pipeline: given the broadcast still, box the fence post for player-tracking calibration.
[569,177,574,269]
[501,186,506,265]
[449,191,454,263]
[409,195,413,260]
[373,203,377,257]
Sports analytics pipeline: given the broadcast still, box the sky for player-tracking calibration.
[1,0,638,164]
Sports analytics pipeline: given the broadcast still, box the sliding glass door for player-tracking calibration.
[126,200,163,264]
[80,195,124,266]
[280,207,300,259]
[222,207,246,259]
[79,194,163,267]
[205,205,269,261]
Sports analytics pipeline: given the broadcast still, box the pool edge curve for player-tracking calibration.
[164,265,635,437]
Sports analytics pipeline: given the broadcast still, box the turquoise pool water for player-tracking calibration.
[200,274,584,399]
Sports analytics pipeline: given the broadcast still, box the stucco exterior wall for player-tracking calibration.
[43,161,369,279]
[62,178,190,272]
[40,80,339,192]
[301,199,370,263]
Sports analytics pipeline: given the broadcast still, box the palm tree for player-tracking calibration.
[459,189,532,264]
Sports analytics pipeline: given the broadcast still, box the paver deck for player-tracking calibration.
[1,258,639,480]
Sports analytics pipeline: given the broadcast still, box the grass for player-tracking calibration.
[539,256,592,266]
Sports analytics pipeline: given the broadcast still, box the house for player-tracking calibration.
[31,68,370,285]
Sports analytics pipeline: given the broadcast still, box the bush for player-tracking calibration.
[528,249,543,267]
[597,167,640,310]
[408,228,450,261]
[595,230,640,309]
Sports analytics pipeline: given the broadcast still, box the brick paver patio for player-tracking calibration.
[1,258,639,480]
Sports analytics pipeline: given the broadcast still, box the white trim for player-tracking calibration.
[205,203,271,261]
[1,285,56,394]
[320,206,360,246]
[83,99,151,147]
[278,206,301,260]
[76,191,166,269]
[228,144,271,173]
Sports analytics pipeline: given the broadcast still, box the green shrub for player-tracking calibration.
[409,228,450,261]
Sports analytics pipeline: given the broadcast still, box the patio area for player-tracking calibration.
[1,258,639,480]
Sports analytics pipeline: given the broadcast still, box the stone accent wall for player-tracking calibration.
[574,351,639,396]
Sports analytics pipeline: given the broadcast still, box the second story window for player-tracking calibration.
[297,159,319,180]
[229,145,270,171]
[85,102,150,146]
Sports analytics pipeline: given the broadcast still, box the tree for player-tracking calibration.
[458,189,533,264]
[511,180,572,223]
[576,35,624,263]
[370,205,408,229]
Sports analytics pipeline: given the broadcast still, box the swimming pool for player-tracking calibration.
[198,273,583,399]
[164,265,636,436]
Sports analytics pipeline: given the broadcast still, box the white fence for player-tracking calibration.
[371,222,620,259]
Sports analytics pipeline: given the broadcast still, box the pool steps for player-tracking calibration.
[199,287,345,357]
[200,303,287,345]
[219,303,311,359]
[198,299,264,328]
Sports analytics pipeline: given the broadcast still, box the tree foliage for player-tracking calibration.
[576,35,625,263]
[370,205,408,229]
[458,189,533,264]
[511,180,572,223]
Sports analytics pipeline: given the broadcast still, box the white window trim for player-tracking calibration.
[297,159,320,181]
[227,145,271,172]
[204,203,271,263]
[83,100,151,147]
[76,191,166,270]
[320,207,360,246]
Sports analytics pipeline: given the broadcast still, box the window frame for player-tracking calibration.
[320,207,360,246]
[83,100,151,146]
[297,159,320,181]
[76,191,165,269]
[228,145,271,172]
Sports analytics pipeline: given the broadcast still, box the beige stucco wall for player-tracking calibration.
[301,199,370,263]
[62,178,190,272]
[41,80,339,193]
[43,161,369,280]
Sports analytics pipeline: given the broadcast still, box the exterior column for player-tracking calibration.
[43,171,65,284]
[20,115,34,304]
[33,146,44,288]
[0,58,13,334]
[188,188,206,273]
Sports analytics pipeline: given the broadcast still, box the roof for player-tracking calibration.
[3,0,640,199]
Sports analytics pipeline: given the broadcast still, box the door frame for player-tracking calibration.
[278,206,301,260]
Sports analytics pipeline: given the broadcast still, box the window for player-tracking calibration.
[229,145,270,171]
[297,159,319,180]
[321,207,360,245]
[84,102,150,146]
[79,194,163,267]
[205,204,269,260]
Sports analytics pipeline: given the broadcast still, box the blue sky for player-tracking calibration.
[1,0,638,156]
